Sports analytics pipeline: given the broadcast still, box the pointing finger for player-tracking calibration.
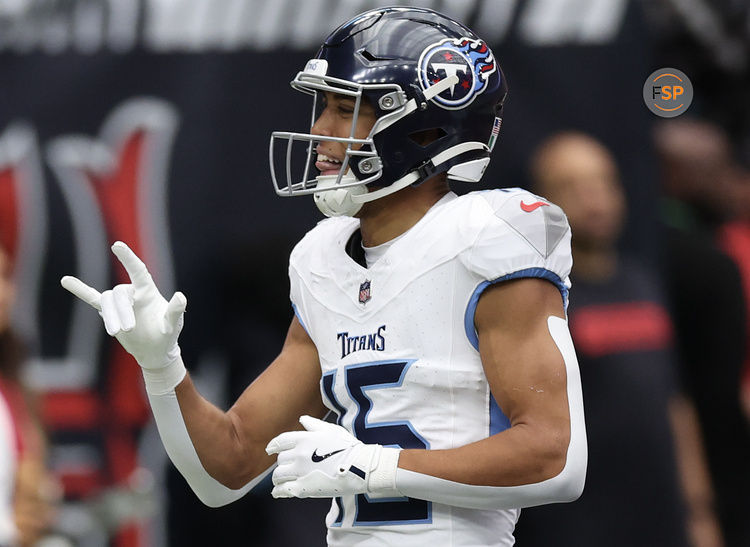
[60,276,102,311]
[111,241,152,287]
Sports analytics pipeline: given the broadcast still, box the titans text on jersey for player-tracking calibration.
[337,325,386,359]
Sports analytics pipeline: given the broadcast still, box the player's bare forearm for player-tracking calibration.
[398,420,568,486]
[174,317,328,489]
[171,373,270,488]
[398,278,572,487]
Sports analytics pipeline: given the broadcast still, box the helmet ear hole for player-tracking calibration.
[408,127,447,147]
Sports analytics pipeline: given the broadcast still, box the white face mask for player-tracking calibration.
[268,65,391,205]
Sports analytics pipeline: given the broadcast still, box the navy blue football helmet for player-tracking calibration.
[270,6,508,216]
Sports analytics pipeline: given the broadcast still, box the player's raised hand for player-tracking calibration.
[61,241,187,374]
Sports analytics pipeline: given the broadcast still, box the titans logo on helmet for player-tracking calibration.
[418,37,497,110]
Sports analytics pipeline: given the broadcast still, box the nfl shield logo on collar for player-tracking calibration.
[359,280,371,304]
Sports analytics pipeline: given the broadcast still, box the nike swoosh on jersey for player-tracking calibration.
[311,448,346,462]
[520,200,550,212]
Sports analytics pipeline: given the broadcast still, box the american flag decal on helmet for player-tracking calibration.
[488,116,502,152]
[359,280,371,304]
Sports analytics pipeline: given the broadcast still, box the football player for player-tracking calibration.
[62,7,587,546]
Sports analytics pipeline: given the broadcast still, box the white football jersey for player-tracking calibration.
[289,189,572,546]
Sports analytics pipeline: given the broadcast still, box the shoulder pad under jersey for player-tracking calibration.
[463,188,572,284]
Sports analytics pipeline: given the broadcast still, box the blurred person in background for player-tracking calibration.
[655,118,750,547]
[514,131,722,547]
[716,165,750,419]
[0,243,57,546]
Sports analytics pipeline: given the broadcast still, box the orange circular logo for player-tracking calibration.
[643,68,693,117]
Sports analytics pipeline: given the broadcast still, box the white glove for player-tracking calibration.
[60,241,187,395]
[265,416,402,499]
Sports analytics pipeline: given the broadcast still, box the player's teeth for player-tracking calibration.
[317,154,341,164]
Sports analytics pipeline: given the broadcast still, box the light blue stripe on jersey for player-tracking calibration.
[465,267,568,437]
[489,394,511,435]
[291,302,309,334]
[463,267,569,351]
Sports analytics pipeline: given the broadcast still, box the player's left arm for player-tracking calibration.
[267,276,586,508]
[397,277,586,498]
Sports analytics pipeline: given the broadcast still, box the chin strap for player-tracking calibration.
[351,172,420,204]
[314,142,484,217]
[313,170,422,217]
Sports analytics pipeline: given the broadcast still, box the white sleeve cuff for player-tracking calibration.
[367,446,401,498]
[141,353,187,396]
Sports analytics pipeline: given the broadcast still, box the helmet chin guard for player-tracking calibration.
[313,175,366,217]
[268,7,508,215]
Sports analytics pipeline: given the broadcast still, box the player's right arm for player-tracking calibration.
[61,241,327,506]
[173,315,326,489]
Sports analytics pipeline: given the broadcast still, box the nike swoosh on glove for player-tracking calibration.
[265,416,402,499]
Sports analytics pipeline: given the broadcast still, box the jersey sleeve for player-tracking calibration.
[461,190,573,349]
[288,244,312,336]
